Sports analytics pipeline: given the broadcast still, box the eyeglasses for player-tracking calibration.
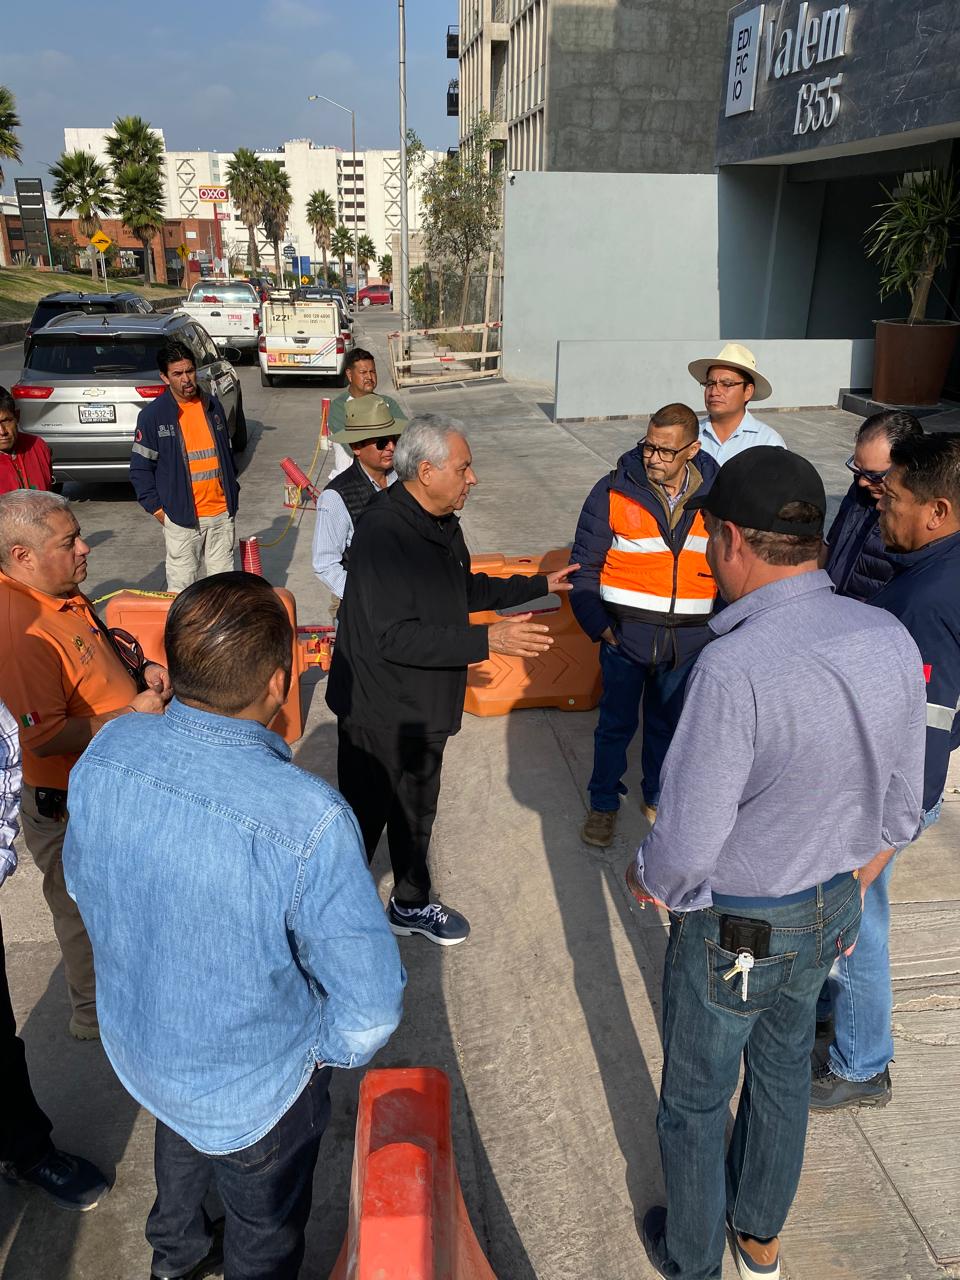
[358,435,399,450]
[700,378,747,391]
[845,454,889,485]
[639,438,696,462]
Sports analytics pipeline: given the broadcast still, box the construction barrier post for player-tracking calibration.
[329,1067,497,1280]
[465,549,601,716]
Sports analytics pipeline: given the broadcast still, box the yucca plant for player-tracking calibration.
[865,168,960,324]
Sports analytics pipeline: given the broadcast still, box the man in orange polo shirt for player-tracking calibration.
[0,491,170,1038]
[130,340,240,592]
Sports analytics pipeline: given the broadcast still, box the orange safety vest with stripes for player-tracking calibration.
[600,491,716,620]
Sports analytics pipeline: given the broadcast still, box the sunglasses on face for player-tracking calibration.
[845,455,889,485]
[700,379,747,391]
[358,435,399,450]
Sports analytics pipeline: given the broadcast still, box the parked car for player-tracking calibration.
[24,291,154,355]
[12,313,247,485]
[181,280,261,361]
[357,284,392,307]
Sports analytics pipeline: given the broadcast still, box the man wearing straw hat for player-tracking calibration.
[312,396,406,604]
[688,343,785,464]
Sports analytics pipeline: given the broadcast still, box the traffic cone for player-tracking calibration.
[320,397,331,452]
[239,537,262,575]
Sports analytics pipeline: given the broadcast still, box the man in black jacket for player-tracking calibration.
[326,415,578,944]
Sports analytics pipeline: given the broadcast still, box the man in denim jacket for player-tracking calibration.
[64,573,404,1280]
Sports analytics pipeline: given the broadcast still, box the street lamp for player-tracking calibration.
[307,93,360,300]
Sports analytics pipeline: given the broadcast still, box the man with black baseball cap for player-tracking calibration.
[627,448,926,1280]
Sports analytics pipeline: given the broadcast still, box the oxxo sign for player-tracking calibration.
[197,185,229,202]
[725,3,850,137]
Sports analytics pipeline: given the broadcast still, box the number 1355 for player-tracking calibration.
[794,72,843,135]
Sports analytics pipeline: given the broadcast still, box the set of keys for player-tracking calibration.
[722,948,755,1002]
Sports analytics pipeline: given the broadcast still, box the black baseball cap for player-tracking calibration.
[686,446,826,535]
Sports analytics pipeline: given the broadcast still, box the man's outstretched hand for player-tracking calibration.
[488,613,553,657]
[546,563,580,593]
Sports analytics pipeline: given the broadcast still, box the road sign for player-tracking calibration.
[176,244,189,261]
[301,275,310,285]
[90,230,112,252]
[283,246,296,260]
[198,185,229,202]
[215,209,230,221]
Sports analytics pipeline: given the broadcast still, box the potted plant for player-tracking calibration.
[865,167,960,405]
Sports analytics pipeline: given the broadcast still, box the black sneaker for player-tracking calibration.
[387,898,470,946]
[810,1062,892,1111]
[152,1218,225,1279]
[16,1149,110,1211]
[640,1205,677,1278]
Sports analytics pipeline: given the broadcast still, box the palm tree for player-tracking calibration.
[260,161,292,284]
[356,234,376,286]
[331,226,354,299]
[306,188,336,282]
[225,147,267,271]
[0,85,21,188]
[49,150,115,282]
[113,162,165,284]
[106,116,165,282]
[378,253,393,285]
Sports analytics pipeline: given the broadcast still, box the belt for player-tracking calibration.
[712,870,857,911]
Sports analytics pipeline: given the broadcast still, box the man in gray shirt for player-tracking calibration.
[631,448,926,1280]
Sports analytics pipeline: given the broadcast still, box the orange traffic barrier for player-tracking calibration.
[103,587,305,743]
[465,549,601,716]
[329,1067,496,1280]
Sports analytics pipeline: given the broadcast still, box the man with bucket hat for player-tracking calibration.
[312,395,406,603]
[689,343,785,464]
[627,448,925,1280]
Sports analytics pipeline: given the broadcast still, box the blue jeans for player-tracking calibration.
[147,1066,332,1279]
[657,875,862,1280]
[823,798,941,1081]
[588,643,695,810]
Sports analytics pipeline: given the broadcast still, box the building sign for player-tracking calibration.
[14,179,52,264]
[726,3,849,133]
[725,6,764,118]
[197,185,229,202]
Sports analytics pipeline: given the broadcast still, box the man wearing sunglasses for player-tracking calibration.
[312,396,406,605]
[688,343,785,464]
[571,403,719,847]
[824,411,923,602]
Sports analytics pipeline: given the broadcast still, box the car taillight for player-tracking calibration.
[258,334,266,352]
[336,336,345,354]
[135,385,166,398]
[253,311,260,327]
[12,385,53,399]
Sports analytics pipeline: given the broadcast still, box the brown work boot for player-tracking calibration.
[732,1229,780,1279]
[640,801,658,825]
[580,809,617,847]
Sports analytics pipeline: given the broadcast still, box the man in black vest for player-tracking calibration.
[312,396,406,604]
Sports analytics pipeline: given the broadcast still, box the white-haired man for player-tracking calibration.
[326,415,579,944]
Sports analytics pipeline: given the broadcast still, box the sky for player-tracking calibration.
[0,0,458,192]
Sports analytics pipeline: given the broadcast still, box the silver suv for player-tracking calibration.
[13,312,248,484]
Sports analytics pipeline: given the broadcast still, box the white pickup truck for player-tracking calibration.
[181,280,261,361]
[258,295,346,387]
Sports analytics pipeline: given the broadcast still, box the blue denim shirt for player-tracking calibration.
[63,699,405,1155]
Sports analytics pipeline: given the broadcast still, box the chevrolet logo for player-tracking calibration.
[81,387,108,398]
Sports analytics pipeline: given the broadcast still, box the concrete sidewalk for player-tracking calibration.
[1,312,957,1279]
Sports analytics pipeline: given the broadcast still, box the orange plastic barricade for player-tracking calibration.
[103,588,305,743]
[465,549,601,716]
[329,1067,497,1280]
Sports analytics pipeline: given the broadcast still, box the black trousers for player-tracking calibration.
[0,915,55,1172]
[336,723,448,908]
[147,1066,331,1280]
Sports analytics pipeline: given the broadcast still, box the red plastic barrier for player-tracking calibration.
[103,588,305,743]
[329,1067,497,1280]
[465,549,601,716]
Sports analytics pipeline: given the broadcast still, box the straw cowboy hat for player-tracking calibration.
[687,343,773,402]
[332,395,408,445]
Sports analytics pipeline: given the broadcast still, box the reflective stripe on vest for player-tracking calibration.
[600,491,715,615]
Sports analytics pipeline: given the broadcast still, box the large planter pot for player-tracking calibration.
[872,318,960,406]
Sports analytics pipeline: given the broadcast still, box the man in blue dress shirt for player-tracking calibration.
[630,449,925,1280]
[689,343,785,464]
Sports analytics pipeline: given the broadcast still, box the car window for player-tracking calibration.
[188,284,258,305]
[193,324,221,365]
[178,324,210,367]
[25,334,165,376]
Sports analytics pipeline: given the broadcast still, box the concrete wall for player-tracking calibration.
[502,171,720,386]
[545,0,731,173]
[554,338,874,419]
